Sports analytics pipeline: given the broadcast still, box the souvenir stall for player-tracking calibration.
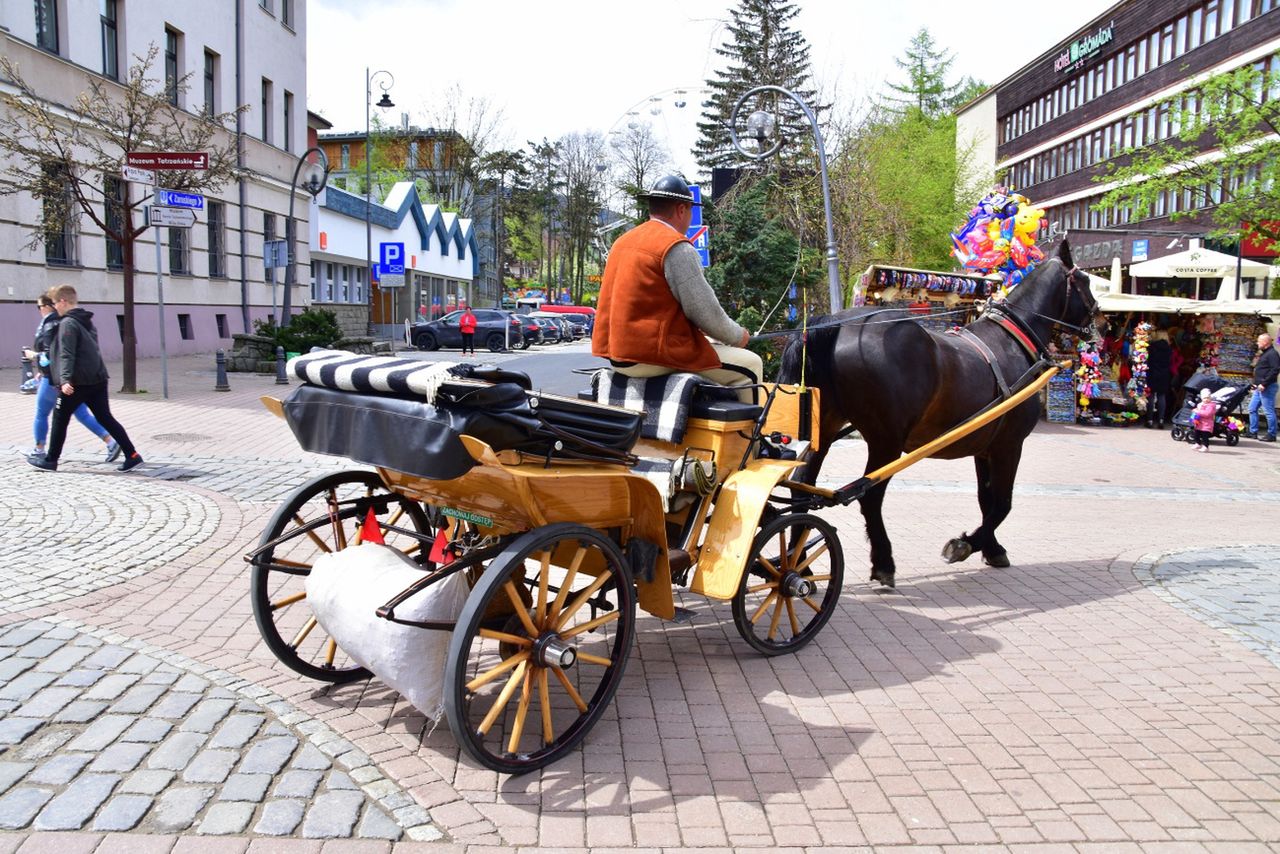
[855,265,999,331]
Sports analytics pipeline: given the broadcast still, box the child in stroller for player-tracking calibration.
[1170,375,1249,446]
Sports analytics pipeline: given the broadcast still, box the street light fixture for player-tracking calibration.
[282,146,329,325]
[730,85,843,312]
[365,68,394,329]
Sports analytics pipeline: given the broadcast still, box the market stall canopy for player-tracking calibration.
[1130,247,1271,279]
[1179,298,1280,315]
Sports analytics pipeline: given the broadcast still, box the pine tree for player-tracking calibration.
[885,28,969,118]
[695,0,823,172]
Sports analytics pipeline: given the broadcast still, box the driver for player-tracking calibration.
[593,175,762,403]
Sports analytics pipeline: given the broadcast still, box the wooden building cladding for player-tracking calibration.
[996,0,1280,161]
[316,129,470,180]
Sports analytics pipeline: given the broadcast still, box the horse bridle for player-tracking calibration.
[997,260,1103,348]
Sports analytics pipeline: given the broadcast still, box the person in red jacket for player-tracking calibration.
[458,306,477,356]
[593,175,761,402]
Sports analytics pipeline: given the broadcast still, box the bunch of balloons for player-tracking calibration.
[950,188,1047,289]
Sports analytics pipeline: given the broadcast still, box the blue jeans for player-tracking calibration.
[1248,382,1278,436]
[33,376,108,447]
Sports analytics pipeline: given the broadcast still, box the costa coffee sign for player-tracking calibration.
[1054,22,1115,73]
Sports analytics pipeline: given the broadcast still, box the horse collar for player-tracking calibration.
[988,309,1043,360]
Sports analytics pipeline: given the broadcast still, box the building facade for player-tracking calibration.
[957,0,1280,294]
[0,0,309,360]
[311,181,480,339]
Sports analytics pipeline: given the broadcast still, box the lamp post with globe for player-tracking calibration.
[365,69,395,320]
[282,147,330,326]
[729,85,842,312]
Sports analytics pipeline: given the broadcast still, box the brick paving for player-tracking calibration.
[0,353,1278,851]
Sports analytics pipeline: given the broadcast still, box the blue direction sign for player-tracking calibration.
[379,242,406,275]
[156,189,204,210]
[686,225,710,268]
[689,185,702,227]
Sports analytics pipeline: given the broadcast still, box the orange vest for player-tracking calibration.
[592,220,720,372]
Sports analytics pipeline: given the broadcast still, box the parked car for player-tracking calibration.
[411,309,524,352]
[562,313,591,339]
[530,316,563,343]
[513,314,543,346]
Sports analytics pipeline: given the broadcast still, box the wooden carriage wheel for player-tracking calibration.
[732,512,844,656]
[251,470,434,682]
[444,523,635,774]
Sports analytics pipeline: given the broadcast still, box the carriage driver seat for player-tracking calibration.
[586,369,763,445]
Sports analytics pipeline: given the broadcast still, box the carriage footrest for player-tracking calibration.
[669,607,697,624]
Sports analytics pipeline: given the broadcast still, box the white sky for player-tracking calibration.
[307,0,1118,177]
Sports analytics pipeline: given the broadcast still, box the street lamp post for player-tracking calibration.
[365,68,394,333]
[282,146,330,326]
[729,85,842,312]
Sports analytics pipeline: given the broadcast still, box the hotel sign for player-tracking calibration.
[1054,22,1115,73]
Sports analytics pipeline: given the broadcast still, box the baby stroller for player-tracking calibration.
[1170,374,1249,446]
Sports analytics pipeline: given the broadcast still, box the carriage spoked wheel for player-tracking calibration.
[251,470,433,683]
[444,523,635,774]
[732,512,844,656]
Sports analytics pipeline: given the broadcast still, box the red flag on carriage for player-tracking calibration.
[359,508,385,545]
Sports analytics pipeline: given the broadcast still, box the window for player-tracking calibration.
[1175,15,1188,56]
[216,313,229,338]
[285,216,295,284]
[104,175,124,270]
[408,141,418,170]
[282,0,293,27]
[260,78,272,142]
[165,29,180,106]
[34,0,58,53]
[204,51,218,115]
[264,213,276,283]
[43,163,77,265]
[340,144,350,170]
[208,201,226,277]
[177,314,193,340]
[169,227,190,274]
[258,0,273,12]
[1221,0,1236,33]
[1190,8,1204,50]
[339,265,349,302]
[354,267,364,303]
[283,91,293,151]
[101,0,118,79]
[1206,0,1220,40]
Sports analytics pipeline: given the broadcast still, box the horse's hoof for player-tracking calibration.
[870,569,896,588]
[983,552,1010,568]
[941,538,973,564]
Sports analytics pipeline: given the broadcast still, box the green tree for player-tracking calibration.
[0,47,243,393]
[1094,64,1280,249]
[884,28,971,118]
[695,0,824,171]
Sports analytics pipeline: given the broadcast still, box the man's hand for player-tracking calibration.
[60,382,74,395]
[22,349,36,360]
[738,329,750,348]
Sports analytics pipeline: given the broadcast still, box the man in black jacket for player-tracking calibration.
[28,285,144,472]
[1247,332,1280,442]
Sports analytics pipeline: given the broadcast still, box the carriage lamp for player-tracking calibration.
[730,85,842,312]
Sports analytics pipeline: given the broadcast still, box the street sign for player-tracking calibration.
[156,189,205,210]
[686,225,710,268]
[379,242,406,275]
[264,239,288,268]
[147,206,196,228]
[122,165,155,185]
[127,151,209,170]
[379,273,406,288]
[690,185,702,227]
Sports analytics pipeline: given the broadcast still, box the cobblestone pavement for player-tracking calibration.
[0,355,1279,851]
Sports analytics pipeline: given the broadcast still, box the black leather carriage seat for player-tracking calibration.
[578,383,763,423]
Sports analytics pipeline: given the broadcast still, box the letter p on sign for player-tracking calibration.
[379,242,406,275]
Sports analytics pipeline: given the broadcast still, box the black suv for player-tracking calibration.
[411,309,524,352]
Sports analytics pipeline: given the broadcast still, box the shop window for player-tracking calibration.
[216,313,229,338]
[178,313,194,340]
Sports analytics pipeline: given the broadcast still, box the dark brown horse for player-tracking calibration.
[779,240,1105,587]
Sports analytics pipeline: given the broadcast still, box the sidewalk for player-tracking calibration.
[1,354,1280,851]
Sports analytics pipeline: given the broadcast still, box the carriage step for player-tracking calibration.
[670,606,697,624]
[667,548,692,579]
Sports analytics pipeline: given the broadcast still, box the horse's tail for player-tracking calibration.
[778,317,842,385]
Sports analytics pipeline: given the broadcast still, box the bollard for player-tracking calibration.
[19,349,36,394]
[275,346,289,385]
[214,349,231,392]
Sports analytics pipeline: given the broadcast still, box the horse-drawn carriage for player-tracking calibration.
[247,353,847,773]
[246,244,1099,774]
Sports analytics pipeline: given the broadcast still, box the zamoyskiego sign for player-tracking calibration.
[1054,22,1115,73]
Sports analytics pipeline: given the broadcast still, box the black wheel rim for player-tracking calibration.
[733,513,843,656]
[446,524,634,774]
[251,471,433,682]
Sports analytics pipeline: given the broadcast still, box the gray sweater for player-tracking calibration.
[657,225,746,346]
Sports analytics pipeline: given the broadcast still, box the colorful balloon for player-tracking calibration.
[949,187,1047,289]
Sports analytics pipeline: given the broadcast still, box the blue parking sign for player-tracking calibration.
[379,242,405,275]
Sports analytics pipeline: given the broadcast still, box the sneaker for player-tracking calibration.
[27,455,56,471]
[1245,430,1258,439]
[118,453,144,472]
[1262,434,1277,443]
[104,440,121,463]
[28,447,45,459]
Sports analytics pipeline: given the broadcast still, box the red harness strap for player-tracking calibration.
[992,315,1040,360]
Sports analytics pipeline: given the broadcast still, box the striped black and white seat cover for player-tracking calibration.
[287,351,457,401]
